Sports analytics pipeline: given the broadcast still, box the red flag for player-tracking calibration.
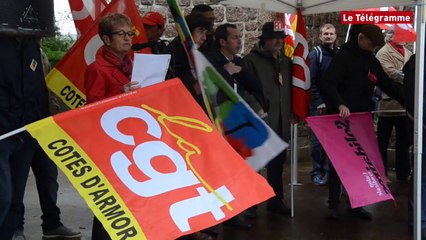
[291,8,311,120]
[68,0,107,38]
[355,7,416,43]
[27,79,274,240]
[46,0,150,110]
[393,23,416,42]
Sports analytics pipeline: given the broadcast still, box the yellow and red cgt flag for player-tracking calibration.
[46,0,150,110]
[68,0,107,38]
[26,79,274,240]
[291,8,311,120]
[283,13,297,59]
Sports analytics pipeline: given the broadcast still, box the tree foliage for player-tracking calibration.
[41,26,75,67]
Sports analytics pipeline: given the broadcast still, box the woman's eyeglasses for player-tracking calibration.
[111,31,136,38]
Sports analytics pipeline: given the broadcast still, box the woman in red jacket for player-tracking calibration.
[85,13,140,239]
[84,13,140,104]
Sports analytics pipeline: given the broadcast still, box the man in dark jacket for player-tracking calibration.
[318,24,404,221]
[243,22,292,217]
[308,23,338,186]
[0,37,49,239]
[205,23,266,230]
[13,48,81,240]
[206,23,266,113]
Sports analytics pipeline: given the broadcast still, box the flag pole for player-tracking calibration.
[291,123,301,185]
[290,122,302,217]
[345,24,352,43]
[290,123,295,217]
[0,127,26,141]
[414,1,425,239]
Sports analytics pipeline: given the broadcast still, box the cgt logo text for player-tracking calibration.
[101,106,235,232]
[341,11,413,24]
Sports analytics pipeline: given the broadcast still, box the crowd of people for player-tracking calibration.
[0,3,423,240]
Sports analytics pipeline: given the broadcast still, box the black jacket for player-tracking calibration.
[166,36,203,106]
[206,50,268,111]
[308,44,338,109]
[0,37,49,135]
[318,40,404,114]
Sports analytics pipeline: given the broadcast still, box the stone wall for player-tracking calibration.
[137,0,283,55]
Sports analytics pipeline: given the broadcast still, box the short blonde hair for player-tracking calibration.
[98,13,132,38]
[319,23,335,35]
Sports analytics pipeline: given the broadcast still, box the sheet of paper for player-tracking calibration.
[131,53,171,88]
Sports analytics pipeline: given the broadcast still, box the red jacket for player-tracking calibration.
[84,48,131,103]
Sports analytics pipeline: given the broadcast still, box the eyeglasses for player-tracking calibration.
[111,31,136,38]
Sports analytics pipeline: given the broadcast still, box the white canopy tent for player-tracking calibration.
[220,0,424,239]
[220,0,415,14]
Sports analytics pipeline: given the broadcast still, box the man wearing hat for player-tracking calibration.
[141,11,167,54]
[318,24,405,221]
[243,21,293,217]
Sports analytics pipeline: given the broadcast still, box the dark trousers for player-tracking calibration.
[309,107,328,177]
[0,133,36,240]
[377,116,411,179]
[327,162,342,208]
[408,140,426,230]
[92,216,111,240]
[17,144,61,232]
[309,132,328,177]
[266,150,287,200]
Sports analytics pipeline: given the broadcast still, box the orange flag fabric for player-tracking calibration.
[46,0,150,110]
[26,79,274,240]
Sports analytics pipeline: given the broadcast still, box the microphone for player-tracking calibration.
[131,41,158,51]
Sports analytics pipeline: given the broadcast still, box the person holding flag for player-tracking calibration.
[84,13,141,104]
[84,13,141,239]
[318,24,405,220]
[243,21,292,217]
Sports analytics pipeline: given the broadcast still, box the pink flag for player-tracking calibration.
[306,112,393,208]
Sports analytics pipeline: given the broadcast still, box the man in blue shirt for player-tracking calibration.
[308,24,338,186]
